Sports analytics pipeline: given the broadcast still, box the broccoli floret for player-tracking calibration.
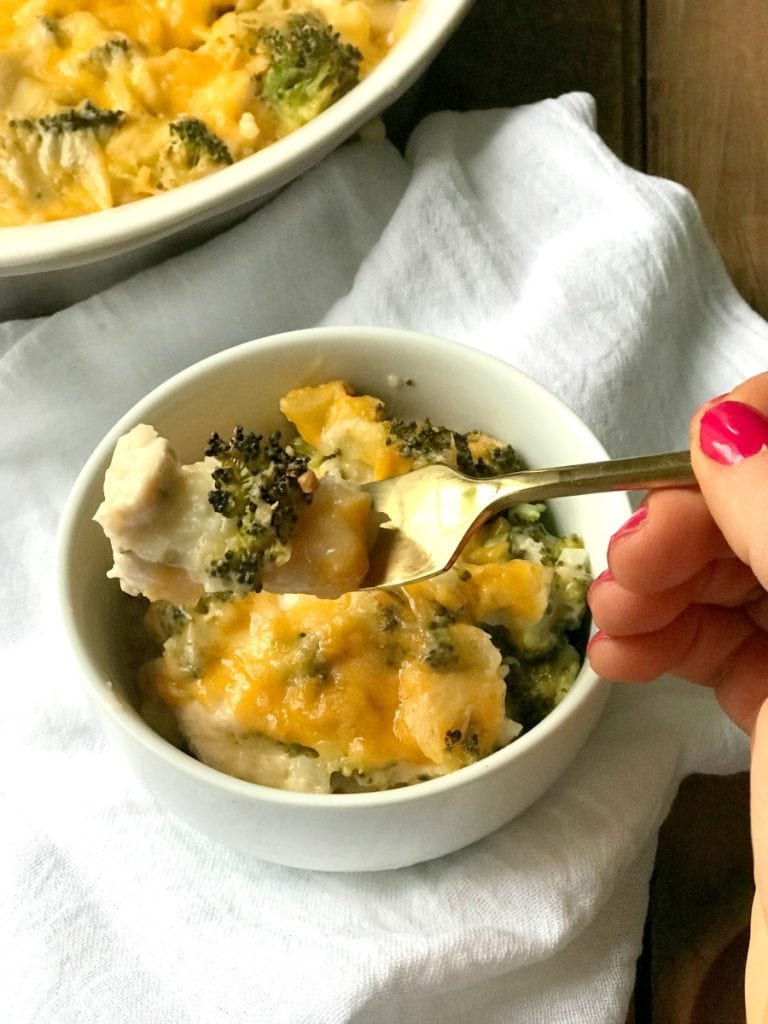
[377,603,402,633]
[144,601,192,645]
[442,728,480,758]
[422,603,461,671]
[424,638,459,671]
[506,519,570,567]
[11,100,124,137]
[387,418,461,467]
[38,17,64,45]
[205,426,311,593]
[506,504,587,569]
[503,509,591,647]
[479,514,591,662]
[259,12,362,133]
[468,436,525,478]
[504,643,581,733]
[168,117,233,170]
[86,37,132,67]
[387,419,524,478]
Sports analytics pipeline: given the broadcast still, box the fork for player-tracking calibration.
[360,450,695,589]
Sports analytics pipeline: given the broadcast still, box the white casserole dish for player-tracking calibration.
[0,0,473,319]
[57,326,629,871]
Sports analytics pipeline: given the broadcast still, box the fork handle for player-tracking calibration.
[486,449,695,511]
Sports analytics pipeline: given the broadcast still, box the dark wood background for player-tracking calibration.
[391,2,764,1020]
[393,0,767,320]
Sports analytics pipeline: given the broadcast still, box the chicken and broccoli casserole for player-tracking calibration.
[95,380,592,794]
[0,0,417,225]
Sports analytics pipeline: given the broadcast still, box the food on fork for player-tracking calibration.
[95,379,592,793]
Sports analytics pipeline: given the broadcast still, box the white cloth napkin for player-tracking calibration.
[2,92,766,1024]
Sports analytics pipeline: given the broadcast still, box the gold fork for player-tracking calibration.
[360,450,695,589]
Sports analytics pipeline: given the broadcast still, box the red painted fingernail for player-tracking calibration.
[700,400,768,465]
[587,629,609,652]
[588,568,613,596]
[609,505,648,547]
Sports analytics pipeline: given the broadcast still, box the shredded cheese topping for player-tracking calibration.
[100,380,592,794]
[0,0,418,224]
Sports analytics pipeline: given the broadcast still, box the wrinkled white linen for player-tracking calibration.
[2,92,766,1024]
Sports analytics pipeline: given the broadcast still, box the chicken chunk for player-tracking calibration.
[95,422,372,604]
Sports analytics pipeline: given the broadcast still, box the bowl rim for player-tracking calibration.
[1,0,474,274]
[57,326,625,809]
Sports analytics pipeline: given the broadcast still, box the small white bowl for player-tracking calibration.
[0,0,472,319]
[57,327,629,871]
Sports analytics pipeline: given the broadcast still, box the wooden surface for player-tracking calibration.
[399,0,644,164]
[646,0,768,317]
[402,2,764,1021]
[645,774,753,1024]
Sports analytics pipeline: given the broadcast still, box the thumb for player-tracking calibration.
[691,372,768,592]
[699,384,768,1022]
[748,700,768,1019]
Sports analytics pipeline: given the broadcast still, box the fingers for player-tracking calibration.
[603,372,768,596]
[589,556,763,636]
[746,893,768,1024]
[588,605,768,733]
[605,488,732,595]
[691,373,768,591]
[588,374,768,738]
[753,699,768,909]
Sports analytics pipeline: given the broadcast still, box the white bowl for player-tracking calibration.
[0,0,472,320]
[57,327,629,871]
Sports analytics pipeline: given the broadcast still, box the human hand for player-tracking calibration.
[587,372,768,1020]
[587,374,768,735]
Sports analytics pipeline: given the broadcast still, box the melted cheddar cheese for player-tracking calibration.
[121,380,592,795]
[143,583,519,786]
[0,0,418,225]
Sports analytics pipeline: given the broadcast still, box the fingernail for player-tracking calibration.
[700,400,768,465]
[609,505,648,547]
[587,629,609,653]
[588,568,613,596]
